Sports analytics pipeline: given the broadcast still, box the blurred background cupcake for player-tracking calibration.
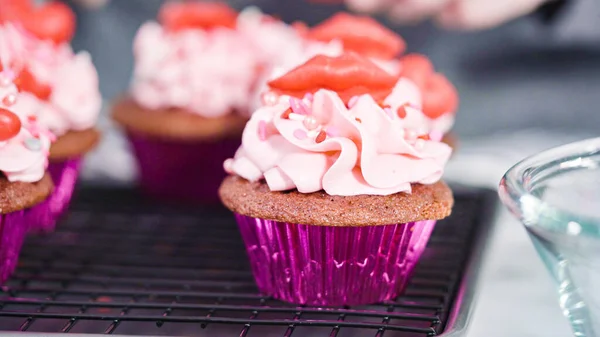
[112,1,266,203]
[0,73,55,282]
[220,53,453,306]
[0,2,102,232]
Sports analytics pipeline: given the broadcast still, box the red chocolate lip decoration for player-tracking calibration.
[268,52,398,104]
[0,108,22,142]
[308,12,406,60]
[14,68,52,101]
[0,0,76,44]
[0,64,52,101]
[159,1,238,32]
[400,54,459,119]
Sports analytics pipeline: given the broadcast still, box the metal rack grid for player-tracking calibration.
[0,186,496,336]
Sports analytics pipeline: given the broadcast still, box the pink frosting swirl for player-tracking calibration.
[0,24,101,136]
[131,21,257,117]
[225,89,451,196]
[0,78,53,183]
[384,77,455,137]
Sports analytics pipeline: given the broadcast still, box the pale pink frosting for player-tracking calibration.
[131,21,257,117]
[0,24,101,136]
[225,89,451,196]
[0,79,53,183]
[384,77,455,136]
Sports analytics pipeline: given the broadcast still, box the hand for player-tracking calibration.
[345,0,553,30]
[71,0,109,10]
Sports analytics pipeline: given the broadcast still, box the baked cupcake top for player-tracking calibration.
[131,1,258,118]
[0,16,101,137]
[224,53,452,197]
[0,74,54,183]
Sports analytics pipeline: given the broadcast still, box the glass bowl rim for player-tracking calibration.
[499,137,600,237]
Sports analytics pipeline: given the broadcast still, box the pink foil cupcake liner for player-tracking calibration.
[127,131,240,203]
[0,203,51,283]
[29,158,82,233]
[235,214,437,306]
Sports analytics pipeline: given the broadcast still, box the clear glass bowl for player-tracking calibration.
[499,137,600,337]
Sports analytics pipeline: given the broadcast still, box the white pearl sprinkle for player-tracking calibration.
[303,116,319,130]
[288,113,305,121]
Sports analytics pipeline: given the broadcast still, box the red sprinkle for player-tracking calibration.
[281,108,292,119]
[315,130,327,143]
[355,117,362,123]
[397,105,408,119]
[27,115,37,122]
[418,134,431,141]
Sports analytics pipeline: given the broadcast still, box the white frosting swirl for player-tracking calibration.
[131,21,257,117]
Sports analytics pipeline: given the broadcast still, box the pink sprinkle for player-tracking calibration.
[303,93,314,102]
[258,120,267,141]
[293,129,307,140]
[348,96,359,108]
[289,97,309,115]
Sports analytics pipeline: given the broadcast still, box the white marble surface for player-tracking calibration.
[79,109,593,336]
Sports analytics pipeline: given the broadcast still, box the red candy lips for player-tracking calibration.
[400,54,459,119]
[0,108,22,142]
[0,63,52,101]
[308,12,406,60]
[159,1,238,32]
[268,52,397,104]
[0,0,76,44]
[13,68,52,101]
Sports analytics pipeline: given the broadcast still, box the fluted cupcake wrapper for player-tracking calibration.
[126,131,240,204]
[235,214,437,306]
[29,158,82,234]
[0,203,52,283]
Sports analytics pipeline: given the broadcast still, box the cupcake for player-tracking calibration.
[307,12,459,144]
[112,1,257,203]
[0,74,54,282]
[0,5,102,232]
[219,53,453,306]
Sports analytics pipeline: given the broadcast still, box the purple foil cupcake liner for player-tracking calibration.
[29,158,82,233]
[0,203,51,283]
[126,131,240,204]
[235,214,437,306]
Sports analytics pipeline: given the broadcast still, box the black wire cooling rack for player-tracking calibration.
[0,186,497,337]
